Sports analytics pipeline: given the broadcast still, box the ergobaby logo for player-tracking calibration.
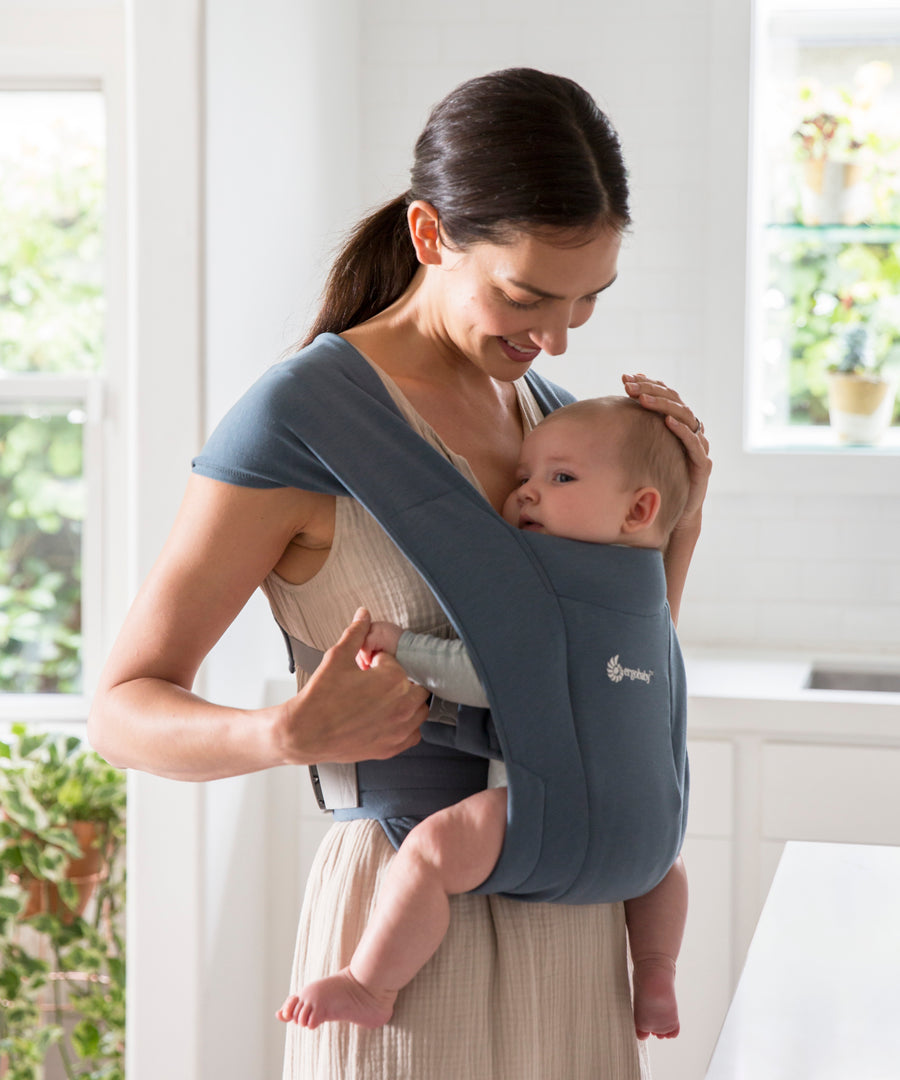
[607,655,653,685]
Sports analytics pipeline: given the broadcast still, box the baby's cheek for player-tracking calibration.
[500,491,519,526]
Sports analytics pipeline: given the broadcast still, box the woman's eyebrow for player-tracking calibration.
[506,274,618,300]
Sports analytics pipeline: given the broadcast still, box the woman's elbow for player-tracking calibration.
[87,696,126,769]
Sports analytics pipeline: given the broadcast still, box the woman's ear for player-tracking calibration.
[622,487,661,535]
[407,200,443,266]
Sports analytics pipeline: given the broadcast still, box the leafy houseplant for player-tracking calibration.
[0,724,126,1080]
[826,323,897,444]
[791,63,897,225]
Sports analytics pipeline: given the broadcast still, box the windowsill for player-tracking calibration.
[748,426,900,455]
[0,694,89,726]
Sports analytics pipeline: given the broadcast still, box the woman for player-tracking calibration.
[89,68,711,1079]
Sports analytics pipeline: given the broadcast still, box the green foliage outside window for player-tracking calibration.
[0,96,103,693]
[0,103,104,376]
[0,413,84,693]
[765,234,900,425]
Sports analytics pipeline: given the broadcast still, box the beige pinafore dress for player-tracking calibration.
[264,367,651,1080]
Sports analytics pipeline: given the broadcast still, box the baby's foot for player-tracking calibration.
[277,968,397,1030]
[632,956,680,1040]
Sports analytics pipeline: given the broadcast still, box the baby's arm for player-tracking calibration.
[360,622,489,708]
[397,633,489,708]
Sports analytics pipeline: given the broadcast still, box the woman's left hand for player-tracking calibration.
[622,373,712,529]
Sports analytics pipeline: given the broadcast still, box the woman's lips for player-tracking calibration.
[498,336,541,363]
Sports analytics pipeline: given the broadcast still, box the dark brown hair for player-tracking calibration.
[303,68,630,345]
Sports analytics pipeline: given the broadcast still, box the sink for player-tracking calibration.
[807,668,900,694]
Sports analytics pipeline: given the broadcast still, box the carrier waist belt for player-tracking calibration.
[284,635,489,840]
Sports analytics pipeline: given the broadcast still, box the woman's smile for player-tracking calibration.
[498,336,542,363]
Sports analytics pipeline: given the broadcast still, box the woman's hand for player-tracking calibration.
[622,373,712,530]
[275,609,429,765]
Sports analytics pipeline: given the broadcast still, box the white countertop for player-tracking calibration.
[684,649,900,701]
[705,841,900,1079]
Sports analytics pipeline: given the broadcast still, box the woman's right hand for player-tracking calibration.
[275,609,428,765]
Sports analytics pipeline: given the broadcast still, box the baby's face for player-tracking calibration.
[502,416,635,543]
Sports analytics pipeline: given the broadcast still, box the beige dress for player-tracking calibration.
[264,366,651,1080]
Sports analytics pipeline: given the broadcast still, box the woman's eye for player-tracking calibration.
[503,294,540,311]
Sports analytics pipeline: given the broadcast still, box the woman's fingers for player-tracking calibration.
[622,373,712,522]
[276,615,428,765]
[622,374,701,432]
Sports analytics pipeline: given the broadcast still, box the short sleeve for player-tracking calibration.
[192,344,350,495]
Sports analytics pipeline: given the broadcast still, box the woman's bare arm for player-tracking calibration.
[622,374,712,625]
[87,475,428,780]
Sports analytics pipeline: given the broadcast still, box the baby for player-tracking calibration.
[278,396,690,1040]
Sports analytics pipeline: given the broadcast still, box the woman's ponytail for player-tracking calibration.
[302,194,417,346]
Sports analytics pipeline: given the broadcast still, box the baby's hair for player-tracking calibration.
[541,396,691,544]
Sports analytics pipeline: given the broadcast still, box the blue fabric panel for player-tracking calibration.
[192,334,688,903]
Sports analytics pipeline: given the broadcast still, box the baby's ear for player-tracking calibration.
[622,487,661,534]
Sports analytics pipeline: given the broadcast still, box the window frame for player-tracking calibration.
[1,5,206,1079]
[705,0,900,496]
[747,2,900,454]
[0,10,129,716]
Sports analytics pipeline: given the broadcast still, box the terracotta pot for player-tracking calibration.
[826,371,896,445]
[23,821,107,921]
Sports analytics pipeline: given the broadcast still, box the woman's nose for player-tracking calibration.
[530,314,570,356]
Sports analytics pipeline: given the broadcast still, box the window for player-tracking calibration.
[749,1,900,451]
[0,90,105,697]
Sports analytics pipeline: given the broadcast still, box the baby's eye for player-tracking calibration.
[553,472,576,484]
[516,475,530,486]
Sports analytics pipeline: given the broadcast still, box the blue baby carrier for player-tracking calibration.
[193,333,688,904]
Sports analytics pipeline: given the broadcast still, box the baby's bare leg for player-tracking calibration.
[281,786,508,1030]
[625,854,688,1040]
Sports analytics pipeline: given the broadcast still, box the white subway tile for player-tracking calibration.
[839,605,900,651]
[760,601,846,649]
[677,601,762,648]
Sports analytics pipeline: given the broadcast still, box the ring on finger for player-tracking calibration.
[692,417,704,435]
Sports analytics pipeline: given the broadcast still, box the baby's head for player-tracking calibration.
[502,396,691,550]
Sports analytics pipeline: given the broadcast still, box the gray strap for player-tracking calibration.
[286,634,360,812]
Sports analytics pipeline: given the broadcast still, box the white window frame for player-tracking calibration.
[0,17,127,719]
[1,4,205,1078]
[747,2,900,453]
[706,0,900,496]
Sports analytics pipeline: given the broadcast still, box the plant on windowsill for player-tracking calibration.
[0,724,126,1080]
[826,323,898,445]
[791,63,896,225]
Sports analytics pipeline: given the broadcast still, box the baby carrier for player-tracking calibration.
[193,333,689,903]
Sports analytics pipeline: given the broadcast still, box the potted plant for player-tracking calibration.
[826,323,897,445]
[793,105,867,225]
[0,724,126,1080]
[792,63,895,225]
